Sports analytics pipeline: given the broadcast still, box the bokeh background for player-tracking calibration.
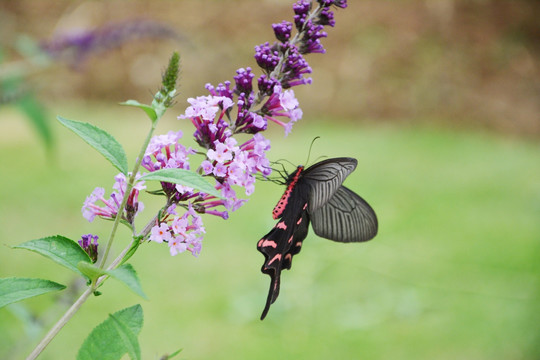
[1,1,539,359]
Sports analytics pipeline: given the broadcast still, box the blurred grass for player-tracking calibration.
[0,102,539,359]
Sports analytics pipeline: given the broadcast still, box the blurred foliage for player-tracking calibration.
[0,0,539,136]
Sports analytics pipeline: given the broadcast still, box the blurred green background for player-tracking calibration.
[1,1,539,359]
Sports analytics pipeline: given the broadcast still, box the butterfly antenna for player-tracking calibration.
[304,136,320,166]
[272,158,295,168]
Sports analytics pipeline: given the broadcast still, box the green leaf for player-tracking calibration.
[57,116,128,174]
[151,101,168,120]
[120,100,157,122]
[140,168,222,198]
[161,348,183,359]
[106,264,147,299]
[17,95,53,151]
[0,278,66,308]
[77,262,105,282]
[77,304,143,360]
[109,314,141,360]
[76,262,146,299]
[14,235,92,277]
[119,238,142,266]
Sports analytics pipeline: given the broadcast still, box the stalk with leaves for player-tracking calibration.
[0,1,349,359]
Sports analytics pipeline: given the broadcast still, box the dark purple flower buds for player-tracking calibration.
[272,21,294,43]
[257,75,279,96]
[293,1,312,30]
[316,7,336,27]
[234,68,255,95]
[254,42,281,72]
[317,0,347,7]
[79,234,99,263]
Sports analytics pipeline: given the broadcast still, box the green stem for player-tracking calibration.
[27,100,166,359]
[97,120,158,269]
[25,287,93,360]
[24,235,140,360]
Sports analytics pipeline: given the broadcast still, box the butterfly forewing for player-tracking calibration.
[311,186,378,242]
[301,157,358,213]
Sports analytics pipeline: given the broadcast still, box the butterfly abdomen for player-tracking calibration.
[272,166,304,220]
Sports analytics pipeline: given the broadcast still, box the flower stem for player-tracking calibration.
[25,287,93,360]
[25,234,142,360]
[97,120,158,269]
[27,92,169,359]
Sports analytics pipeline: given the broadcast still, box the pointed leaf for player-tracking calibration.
[140,168,222,198]
[119,238,142,266]
[77,305,143,360]
[161,348,183,359]
[58,116,128,174]
[0,278,66,308]
[14,236,91,277]
[120,100,157,122]
[77,262,105,282]
[109,314,141,360]
[105,264,147,299]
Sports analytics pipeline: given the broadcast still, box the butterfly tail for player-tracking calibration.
[260,271,281,320]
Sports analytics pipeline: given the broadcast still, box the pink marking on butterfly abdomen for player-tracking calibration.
[272,166,304,220]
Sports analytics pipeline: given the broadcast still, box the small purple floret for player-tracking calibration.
[79,234,99,263]
[254,43,281,72]
[272,21,293,43]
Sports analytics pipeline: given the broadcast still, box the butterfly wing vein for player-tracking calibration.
[311,186,378,242]
[302,158,357,212]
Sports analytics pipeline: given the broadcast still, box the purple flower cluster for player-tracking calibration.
[186,0,348,143]
[40,20,179,67]
[79,234,99,263]
[142,130,195,200]
[201,133,271,196]
[82,0,348,258]
[149,204,204,256]
[256,0,348,90]
[138,122,270,255]
[82,173,146,224]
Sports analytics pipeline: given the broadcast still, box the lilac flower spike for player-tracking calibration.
[40,20,179,67]
[192,0,347,139]
[83,1,348,258]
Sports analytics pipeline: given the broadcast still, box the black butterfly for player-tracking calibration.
[257,157,378,319]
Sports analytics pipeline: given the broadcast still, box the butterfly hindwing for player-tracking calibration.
[311,185,378,242]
